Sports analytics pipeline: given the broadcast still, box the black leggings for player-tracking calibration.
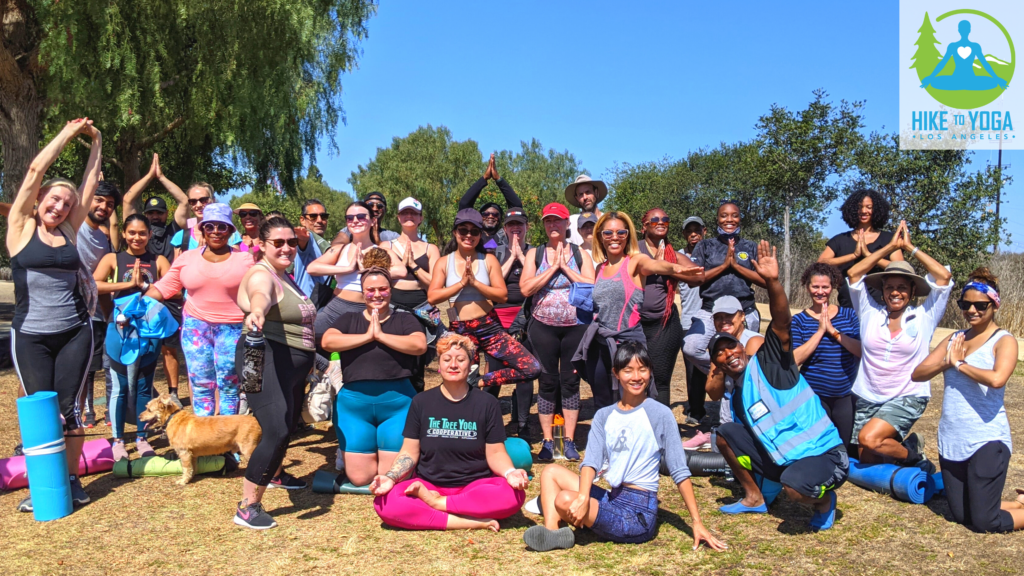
[585,340,616,410]
[940,441,1015,533]
[818,394,855,455]
[640,306,683,408]
[235,338,315,486]
[13,323,94,431]
[528,322,586,413]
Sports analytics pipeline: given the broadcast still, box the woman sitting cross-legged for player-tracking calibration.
[524,341,726,552]
[371,333,529,531]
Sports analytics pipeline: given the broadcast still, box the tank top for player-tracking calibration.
[533,247,580,327]
[637,241,670,322]
[11,227,87,333]
[252,263,317,351]
[938,329,1014,461]
[445,252,491,303]
[111,250,159,300]
[335,244,367,292]
[593,256,644,332]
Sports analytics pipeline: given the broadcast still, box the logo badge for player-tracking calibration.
[737,252,749,261]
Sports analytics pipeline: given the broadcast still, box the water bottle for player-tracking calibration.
[241,330,266,394]
[552,414,566,460]
[327,352,344,390]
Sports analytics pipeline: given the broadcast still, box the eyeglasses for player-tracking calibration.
[266,238,299,248]
[957,299,993,312]
[237,210,261,219]
[647,217,670,224]
[601,229,629,238]
[346,213,370,222]
[201,222,230,234]
[482,211,501,219]
[188,197,212,206]
[456,227,481,237]
[303,212,329,221]
[364,287,390,296]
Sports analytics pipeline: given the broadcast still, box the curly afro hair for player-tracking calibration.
[840,189,891,230]
[801,262,843,290]
[362,247,392,269]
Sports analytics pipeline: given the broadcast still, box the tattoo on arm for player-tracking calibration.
[385,454,414,482]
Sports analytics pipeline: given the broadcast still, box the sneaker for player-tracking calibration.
[13,443,23,456]
[515,423,531,440]
[83,412,96,429]
[524,525,575,552]
[903,432,924,459]
[912,457,937,475]
[17,496,32,513]
[809,490,838,531]
[111,441,130,461]
[168,390,180,405]
[268,472,307,490]
[538,440,554,461]
[238,395,250,415]
[70,477,90,505]
[683,431,713,451]
[524,496,542,515]
[563,439,581,461]
[234,501,277,530]
[135,438,156,457]
[684,415,700,426]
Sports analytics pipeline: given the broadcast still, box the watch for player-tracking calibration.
[409,264,421,274]
[955,360,967,371]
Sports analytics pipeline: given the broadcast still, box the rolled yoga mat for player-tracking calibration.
[1,438,118,491]
[17,392,72,521]
[847,458,932,504]
[113,455,225,478]
[660,451,731,477]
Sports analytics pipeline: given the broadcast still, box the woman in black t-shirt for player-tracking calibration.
[322,255,427,487]
[371,333,529,531]
[818,189,904,308]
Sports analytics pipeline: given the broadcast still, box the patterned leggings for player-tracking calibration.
[181,314,243,416]
[450,310,541,387]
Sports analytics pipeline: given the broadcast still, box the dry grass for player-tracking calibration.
[1,355,1023,576]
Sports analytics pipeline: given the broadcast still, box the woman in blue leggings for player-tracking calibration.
[322,249,427,487]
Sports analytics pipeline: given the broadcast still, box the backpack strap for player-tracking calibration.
[178,227,192,251]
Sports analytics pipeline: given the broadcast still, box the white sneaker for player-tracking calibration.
[524,496,542,516]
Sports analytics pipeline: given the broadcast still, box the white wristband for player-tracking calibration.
[909,247,919,259]
[503,467,517,479]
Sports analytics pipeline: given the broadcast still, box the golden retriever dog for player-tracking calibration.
[139,394,262,485]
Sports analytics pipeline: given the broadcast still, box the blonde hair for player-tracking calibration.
[436,333,477,357]
[38,178,80,205]
[592,211,640,263]
[187,182,215,197]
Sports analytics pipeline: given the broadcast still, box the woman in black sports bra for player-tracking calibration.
[6,118,103,513]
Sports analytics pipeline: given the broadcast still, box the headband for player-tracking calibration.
[961,281,1000,308]
[361,266,392,285]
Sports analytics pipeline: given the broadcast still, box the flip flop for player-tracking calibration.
[719,500,768,515]
[810,490,838,531]
[1015,488,1024,506]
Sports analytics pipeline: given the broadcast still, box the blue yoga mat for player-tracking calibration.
[17,392,73,521]
[847,458,933,504]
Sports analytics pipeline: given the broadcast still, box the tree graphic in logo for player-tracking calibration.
[911,9,1015,109]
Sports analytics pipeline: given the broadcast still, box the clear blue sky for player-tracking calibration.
[308,0,1023,250]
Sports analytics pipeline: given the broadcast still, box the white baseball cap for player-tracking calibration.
[397,197,422,213]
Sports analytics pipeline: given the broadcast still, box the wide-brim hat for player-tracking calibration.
[864,260,931,297]
[564,175,608,208]
[201,203,237,232]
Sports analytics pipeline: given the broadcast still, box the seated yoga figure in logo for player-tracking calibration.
[920,20,1009,91]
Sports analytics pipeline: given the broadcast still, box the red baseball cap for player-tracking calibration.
[541,202,570,220]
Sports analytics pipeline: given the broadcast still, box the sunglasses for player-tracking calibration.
[456,227,481,237]
[366,202,385,210]
[647,216,670,224]
[601,229,629,238]
[201,222,230,234]
[303,212,329,221]
[266,238,299,248]
[364,287,390,296]
[345,213,370,222]
[957,299,993,312]
[237,210,261,219]
[188,197,212,206]
[482,212,501,219]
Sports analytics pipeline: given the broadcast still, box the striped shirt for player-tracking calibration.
[791,307,860,398]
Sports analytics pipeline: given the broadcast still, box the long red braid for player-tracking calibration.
[641,208,678,326]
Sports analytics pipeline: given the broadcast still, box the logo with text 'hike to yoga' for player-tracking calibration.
[900,2,1022,150]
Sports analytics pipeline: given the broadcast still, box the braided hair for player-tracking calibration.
[641,208,678,326]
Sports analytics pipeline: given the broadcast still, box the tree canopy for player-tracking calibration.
[230,165,354,240]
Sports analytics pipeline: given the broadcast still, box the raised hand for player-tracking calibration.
[79,118,101,140]
[655,239,665,261]
[153,153,164,178]
[145,153,159,180]
[488,152,499,181]
[749,240,779,282]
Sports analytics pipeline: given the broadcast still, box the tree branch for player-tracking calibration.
[136,116,185,150]
[103,156,123,169]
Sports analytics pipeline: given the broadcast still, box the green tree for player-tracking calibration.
[0,0,376,203]
[755,89,864,295]
[910,12,942,79]
[230,165,353,239]
[851,132,1007,281]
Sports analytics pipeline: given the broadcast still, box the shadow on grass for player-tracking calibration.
[707,475,848,535]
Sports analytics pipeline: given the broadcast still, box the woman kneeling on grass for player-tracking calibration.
[524,341,726,552]
[912,267,1024,533]
[371,333,529,531]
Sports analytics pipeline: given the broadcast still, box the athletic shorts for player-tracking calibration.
[718,421,849,499]
[589,485,659,544]
[852,395,928,443]
[162,299,184,349]
[334,379,415,454]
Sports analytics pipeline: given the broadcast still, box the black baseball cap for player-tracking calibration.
[707,331,740,354]
[143,197,168,213]
[504,207,528,224]
[364,192,386,206]
[453,208,484,229]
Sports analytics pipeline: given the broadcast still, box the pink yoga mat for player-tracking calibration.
[0,439,115,491]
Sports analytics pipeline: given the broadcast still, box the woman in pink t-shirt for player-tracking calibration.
[147,203,254,416]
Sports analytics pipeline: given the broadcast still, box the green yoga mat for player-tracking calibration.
[112,455,226,478]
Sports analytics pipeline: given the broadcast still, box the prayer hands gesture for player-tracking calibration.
[484,153,499,181]
[131,259,144,289]
[510,235,524,262]
[750,240,779,282]
[655,239,665,261]
[370,475,394,496]
[724,238,736,267]
[461,256,476,287]
[355,248,366,272]
[892,220,915,252]
[371,309,383,340]
[504,469,529,490]
[816,307,839,339]
[945,332,967,368]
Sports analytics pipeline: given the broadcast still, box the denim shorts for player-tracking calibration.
[589,485,659,544]
[852,395,929,442]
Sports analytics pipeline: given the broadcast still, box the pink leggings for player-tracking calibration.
[374,476,526,530]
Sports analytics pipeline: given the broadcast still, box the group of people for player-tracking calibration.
[6,121,1022,548]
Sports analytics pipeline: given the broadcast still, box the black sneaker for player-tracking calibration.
[903,432,924,458]
[234,501,277,529]
[515,423,532,440]
[16,496,32,513]
[268,472,307,490]
[70,477,90,505]
[538,440,554,461]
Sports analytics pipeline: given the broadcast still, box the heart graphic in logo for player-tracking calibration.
[957,46,972,59]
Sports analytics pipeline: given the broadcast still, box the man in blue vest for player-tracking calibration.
[709,240,848,531]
